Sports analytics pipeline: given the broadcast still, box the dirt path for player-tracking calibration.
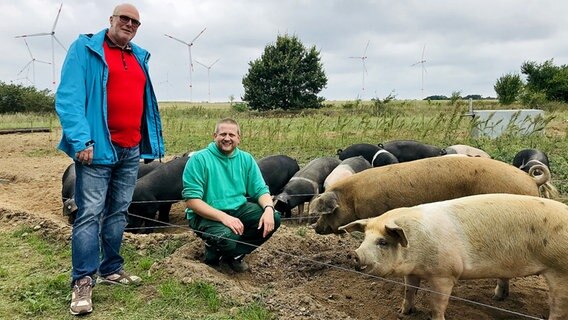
[0,131,550,320]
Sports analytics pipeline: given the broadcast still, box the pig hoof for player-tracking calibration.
[492,292,508,301]
[398,307,415,316]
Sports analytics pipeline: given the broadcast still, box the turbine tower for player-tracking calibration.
[349,40,370,97]
[17,39,51,85]
[195,58,220,102]
[411,45,427,98]
[164,27,206,102]
[15,3,66,91]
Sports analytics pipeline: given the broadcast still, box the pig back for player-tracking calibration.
[389,194,568,278]
[293,157,341,190]
[317,156,542,233]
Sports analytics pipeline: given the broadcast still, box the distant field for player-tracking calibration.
[1,99,567,193]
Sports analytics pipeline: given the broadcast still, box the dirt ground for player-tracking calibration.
[0,130,551,320]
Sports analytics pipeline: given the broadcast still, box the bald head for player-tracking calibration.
[108,3,141,47]
[113,3,139,17]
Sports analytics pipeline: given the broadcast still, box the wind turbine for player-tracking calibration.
[195,58,220,103]
[13,67,33,85]
[158,72,172,86]
[349,40,370,96]
[17,39,51,85]
[15,3,66,91]
[164,27,207,102]
[411,45,427,98]
[156,72,173,100]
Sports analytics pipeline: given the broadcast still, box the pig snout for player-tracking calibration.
[346,250,366,271]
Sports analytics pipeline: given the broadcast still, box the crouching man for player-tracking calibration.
[182,118,281,272]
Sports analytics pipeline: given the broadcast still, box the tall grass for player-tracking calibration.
[1,99,566,192]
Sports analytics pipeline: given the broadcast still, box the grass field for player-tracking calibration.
[1,99,567,319]
[1,99,567,192]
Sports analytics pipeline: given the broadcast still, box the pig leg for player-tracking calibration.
[297,203,306,224]
[493,278,509,300]
[158,203,172,223]
[297,202,304,216]
[400,275,421,315]
[428,276,456,320]
[543,273,568,320]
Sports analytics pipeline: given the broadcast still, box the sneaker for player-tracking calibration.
[224,255,249,272]
[70,276,93,315]
[98,270,141,285]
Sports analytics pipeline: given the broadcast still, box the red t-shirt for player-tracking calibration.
[103,40,146,147]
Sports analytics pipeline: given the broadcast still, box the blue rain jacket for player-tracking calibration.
[55,28,165,164]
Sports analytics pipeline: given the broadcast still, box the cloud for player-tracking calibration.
[2,0,568,101]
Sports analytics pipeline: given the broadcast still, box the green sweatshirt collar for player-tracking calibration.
[207,142,240,159]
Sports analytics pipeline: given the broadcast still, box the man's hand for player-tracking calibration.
[221,215,245,236]
[258,207,275,238]
[75,146,94,165]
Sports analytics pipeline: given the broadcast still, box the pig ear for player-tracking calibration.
[313,192,339,215]
[338,219,368,233]
[384,222,408,247]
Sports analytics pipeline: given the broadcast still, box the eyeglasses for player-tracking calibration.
[113,15,141,28]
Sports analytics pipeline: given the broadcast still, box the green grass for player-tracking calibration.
[1,99,567,192]
[0,227,274,320]
[0,112,58,130]
[155,100,568,194]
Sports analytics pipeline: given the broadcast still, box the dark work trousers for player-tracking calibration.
[188,202,281,258]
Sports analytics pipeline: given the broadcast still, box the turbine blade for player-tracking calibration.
[190,27,207,45]
[210,58,221,67]
[194,60,207,68]
[36,59,51,65]
[53,35,67,51]
[164,33,189,46]
[51,3,63,33]
[23,39,33,59]
[15,32,51,38]
[18,61,33,75]
[421,45,426,60]
[363,40,370,56]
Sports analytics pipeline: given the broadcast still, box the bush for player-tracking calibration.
[519,90,547,109]
[0,82,54,114]
[449,91,462,106]
[494,73,523,105]
[231,102,249,112]
[370,91,396,116]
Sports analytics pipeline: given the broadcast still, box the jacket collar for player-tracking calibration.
[104,33,132,51]
[86,29,146,60]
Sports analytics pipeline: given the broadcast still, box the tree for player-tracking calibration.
[494,73,523,105]
[0,81,54,113]
[242,34,327,111]
[521,59,568,102]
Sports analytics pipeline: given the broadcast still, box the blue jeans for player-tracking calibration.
[71,144,140,284]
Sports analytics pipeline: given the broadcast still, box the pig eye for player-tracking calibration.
[376,238,388,247]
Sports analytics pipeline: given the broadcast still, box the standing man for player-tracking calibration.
[182,118,280,272]
[55,3,165,316]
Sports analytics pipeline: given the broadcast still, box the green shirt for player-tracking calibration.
[182,142,269,220]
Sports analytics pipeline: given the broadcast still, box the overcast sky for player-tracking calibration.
[1,0,567,102]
